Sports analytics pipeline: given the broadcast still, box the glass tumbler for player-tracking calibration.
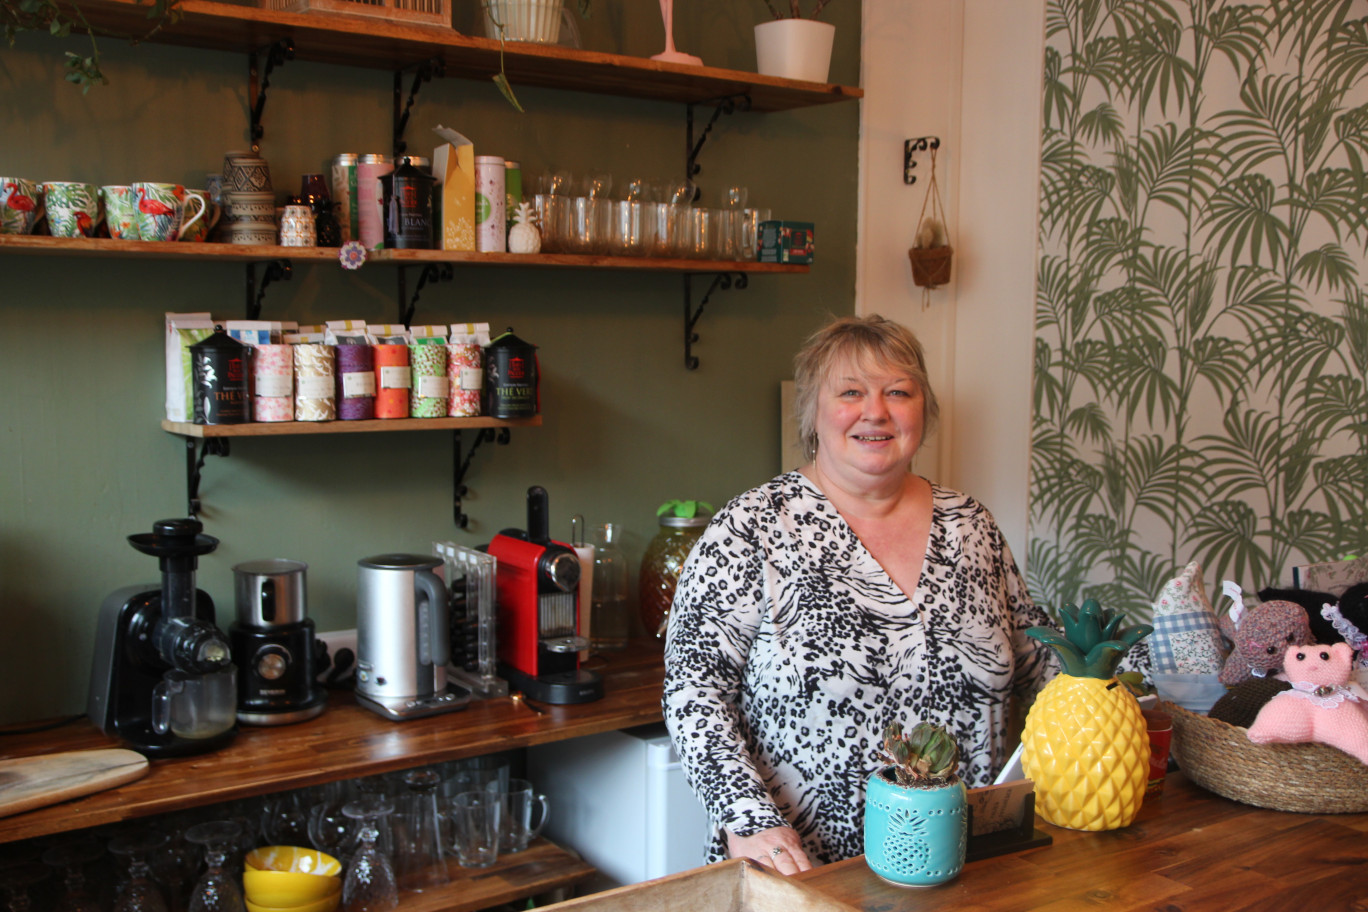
[395,769,450,893]
[590,522,629,651]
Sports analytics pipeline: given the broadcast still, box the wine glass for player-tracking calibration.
[341,798,398,912]
[262,791,311,847]
[41,839,103,912]
[184,820,246,912]
[0,847,48,912]
[308,781,354,859]
[109,831,169,912]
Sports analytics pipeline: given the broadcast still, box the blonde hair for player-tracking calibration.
[793,314,939,462]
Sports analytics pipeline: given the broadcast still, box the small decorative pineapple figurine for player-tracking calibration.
[1021,598,1153,831]
[508,201,541,254]
[864,720,967,887]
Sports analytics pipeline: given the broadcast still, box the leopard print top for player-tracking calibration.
[662,472,1053,865]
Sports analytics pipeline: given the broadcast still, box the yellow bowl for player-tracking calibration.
[243,869,341,908]
[245,894,340,912]
[245,846,343,876]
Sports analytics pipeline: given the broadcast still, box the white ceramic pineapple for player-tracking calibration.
[508,201,541,254]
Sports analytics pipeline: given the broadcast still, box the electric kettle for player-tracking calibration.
[354,553,470,720]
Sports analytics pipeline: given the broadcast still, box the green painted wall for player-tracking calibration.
[0,3,861,725]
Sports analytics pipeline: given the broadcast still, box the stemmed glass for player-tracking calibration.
[184,820,246,912]
[309,781,354,860]
[341,797,398,912]
[109,831,169,912]
[41,839,104,912]
[262,791,311,847]
[0,849,48,911]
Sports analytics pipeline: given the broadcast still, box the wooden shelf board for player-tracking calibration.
[396,840,595,912]
[74,0,862,112]
[0,236,809,274]
[163,415,543,437]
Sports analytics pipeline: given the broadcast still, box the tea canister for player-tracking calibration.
[331,153,359,243]
[484,328,538,419]
[504,160,522,237]
[356,153,393,250]
[381,156,435,249]
[279,204,316,247]
[191,329,251,425]
[474,155,507,253]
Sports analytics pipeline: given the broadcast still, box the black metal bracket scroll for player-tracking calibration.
[393,58,446,160]
[683,271,748,370]
[249,39,296,154]
[454,427,511,528]
[903,135,941,184]
[397,263,455,326]
[685,94,752,202]
[185,437,230,518]
[245,259,293,320]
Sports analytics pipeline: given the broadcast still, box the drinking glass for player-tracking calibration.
[308,781,355,859]
[394,769,449,892]
[489,778,549,854]
[42,840,103,912]
[446,792,501,868]
[109,831,169,912]
[341,798,398,912]
[741,207,771,261]
[610,200,645,256]
[262,791,311,847]
[591,522,629,651]
[0,848,48,912]
[183,820,245,912]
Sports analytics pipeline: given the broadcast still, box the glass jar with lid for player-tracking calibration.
[638,511,710,640]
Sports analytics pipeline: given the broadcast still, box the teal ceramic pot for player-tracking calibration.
[863,767,967,887]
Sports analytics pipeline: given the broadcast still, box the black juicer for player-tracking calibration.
[88,518,238,757]
[229,559,327,726]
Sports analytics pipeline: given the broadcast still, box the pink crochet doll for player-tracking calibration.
[1246,642,1368,765]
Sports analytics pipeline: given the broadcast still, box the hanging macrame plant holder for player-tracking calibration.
[908,145,953,298]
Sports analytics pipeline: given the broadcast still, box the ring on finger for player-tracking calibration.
[770,846,785,858]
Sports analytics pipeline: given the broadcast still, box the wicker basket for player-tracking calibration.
[1165,700,1368,814]
[908,245,952,287]
[261,0,449,28]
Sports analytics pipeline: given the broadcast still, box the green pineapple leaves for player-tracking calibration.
[1027,598,1153,679]
[880,720,960,787]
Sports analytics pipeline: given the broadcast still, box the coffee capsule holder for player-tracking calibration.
[434,541,508,698]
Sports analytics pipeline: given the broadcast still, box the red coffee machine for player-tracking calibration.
[488,486,603,704]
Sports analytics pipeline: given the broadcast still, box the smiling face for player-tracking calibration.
[811,355,926,485]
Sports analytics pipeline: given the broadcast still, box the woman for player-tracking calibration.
[662,314,1053,873]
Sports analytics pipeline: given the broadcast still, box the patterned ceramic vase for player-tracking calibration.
[1,178,44,234]
[41,181,101,238]
[863,767,967,887]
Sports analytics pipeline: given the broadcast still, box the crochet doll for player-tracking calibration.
[1217,599,1313,686]
[1247,642,1368,765]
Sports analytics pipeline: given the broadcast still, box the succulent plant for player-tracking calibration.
[656,499,714,519]
[880,720,960,787]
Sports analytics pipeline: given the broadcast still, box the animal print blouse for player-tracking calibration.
[662,472,1053,865]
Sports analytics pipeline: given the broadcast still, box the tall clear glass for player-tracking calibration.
[184,820,245,912]
[591,522,629,651]
[341,798,399,912]
[42,840,103,912]
[395,769,449,892]
[109,831,169,912]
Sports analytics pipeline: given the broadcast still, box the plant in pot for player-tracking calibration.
[863,720,966,887]
[638,499,713,640]
[755,1,836,83]
[1020,598,1154,831]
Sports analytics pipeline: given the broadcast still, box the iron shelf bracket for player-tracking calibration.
[454,427,511,528]
[394,58,446,159]
[683,271,748,370]
[903,135,940,184]
[397,262,455,326]
[245,259,293,319]
[185,437,230,518]
[685,94,752,202]
[249,39,296,153]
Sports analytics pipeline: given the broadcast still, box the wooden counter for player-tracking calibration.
[796,771,1368,912]
[0,644,666,845]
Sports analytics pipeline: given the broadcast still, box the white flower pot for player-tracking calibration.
[482,0,566,44]
[754,18,836,83]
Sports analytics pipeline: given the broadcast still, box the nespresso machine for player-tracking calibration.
[488,486,603,704]
[88,518,238,757]
[229,559,328,726]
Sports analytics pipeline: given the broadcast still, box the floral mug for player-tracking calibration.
[41,182,102,238]
[100,185,140,240]
[0,178,45,235]
[131,182,207,242]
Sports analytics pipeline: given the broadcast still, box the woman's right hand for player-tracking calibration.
[727,825,812,874]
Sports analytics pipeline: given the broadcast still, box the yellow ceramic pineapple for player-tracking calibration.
[1021,599,1153,831]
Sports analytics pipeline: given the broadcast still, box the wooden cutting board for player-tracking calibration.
[0,748,149,818]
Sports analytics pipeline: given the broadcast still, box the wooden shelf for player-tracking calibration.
[0,236,809,274]
[73,0,862,112]
[0,645,666,845]
[163,415,543,437]
[397,839,593,912]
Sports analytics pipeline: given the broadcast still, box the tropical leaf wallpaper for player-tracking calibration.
[1029,0,1368,622]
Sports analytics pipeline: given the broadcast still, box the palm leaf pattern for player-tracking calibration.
[1032,0,1368,621]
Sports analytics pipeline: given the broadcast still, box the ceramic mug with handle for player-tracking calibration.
[0,177,44,234]
[178,188,221,243]
[100,185,140,240]
[41,182,102,238]
[131,182,207,242]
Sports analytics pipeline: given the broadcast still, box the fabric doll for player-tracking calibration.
[1217,599,1313,686]
[1247,642,1368,765]
[1150,561,1226,675]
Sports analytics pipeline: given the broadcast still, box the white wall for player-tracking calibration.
[857,0,1046,558]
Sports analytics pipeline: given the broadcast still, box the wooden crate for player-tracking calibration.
[261,0,450,29]
[536,858,861,912]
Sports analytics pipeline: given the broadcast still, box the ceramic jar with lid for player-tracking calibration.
[279,204,316,247]
[638,513,709,639]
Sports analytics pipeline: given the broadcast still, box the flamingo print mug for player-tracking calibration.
[101,185,141,240]
[0,178,44,235]
[41,182,102,238]
[131,182,207,242]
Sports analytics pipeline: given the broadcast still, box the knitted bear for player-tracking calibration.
[1217,599,1313,686]
[1247,642,1368,765]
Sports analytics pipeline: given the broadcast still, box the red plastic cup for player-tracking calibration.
[1143,709,1173,796]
